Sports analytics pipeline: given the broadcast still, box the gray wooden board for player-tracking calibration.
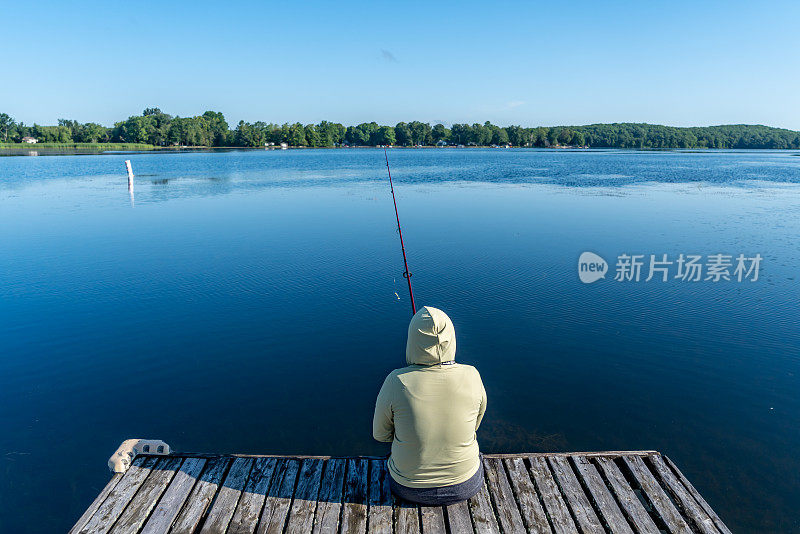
[528,456,578,534]
[70,473,124,534]
[340,458,369,534]
[257,458,300,534]
[199,457,254,533]
[467,480,500,534]
[420,506,446,533]
[284,459,324,534]
[227,457,279,534]
[503,458,551,533]
[445,500,473,533]
[170,457,232,534]
[547,456,604,534]
[483,457,525,533]
[140,457,206,534]
[648,455,719,534]
[595,457,660,534]
[311,459,347,534]
[110,457,183,534]
[395,501,420,534]
[368,459,392,534]
[78,456,158,534]
[624,456,691,533]
[72,452,729,534]
[571,456,633,534]
[664,455,732,534]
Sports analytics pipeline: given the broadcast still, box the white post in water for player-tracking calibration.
[125,160,134,191]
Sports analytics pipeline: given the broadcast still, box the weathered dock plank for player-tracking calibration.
[571,456,632,534]
[340,458,369,534]
[78,456,158,534]
[284,459,324,534]
[111,456,183,534]
[595,457,660,534]
[624,455,692,532]
[368,459,393,534]
[467,478,500,534]
[70,473,124,534]
[395,501,420,534]
[256,459,300,534]
[445,500,473,533]
[548,456,604,533]
[73,451,730,534]
[528,456,578,534]
[502,458,550,533]
[483,457,525,533]
[200,457,254,533]
[648,454,719,534]
[311,459,346,534]
[227,457,279,534]
[420,506,446,533]
[664,455,733,534]
[170,457,231,533]
[140,457,206,534]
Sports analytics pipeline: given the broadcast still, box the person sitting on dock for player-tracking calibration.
[373,306,487,505]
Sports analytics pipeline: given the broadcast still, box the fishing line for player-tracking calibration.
[384,147,416,315]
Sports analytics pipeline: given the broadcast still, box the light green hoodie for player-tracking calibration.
[373,306,487,488]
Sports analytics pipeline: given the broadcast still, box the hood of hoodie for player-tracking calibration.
[406,306,456,365]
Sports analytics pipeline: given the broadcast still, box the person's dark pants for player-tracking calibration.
[388,457,484,506]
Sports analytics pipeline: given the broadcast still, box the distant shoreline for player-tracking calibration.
[2,145,799,159]
[2,109,800,150]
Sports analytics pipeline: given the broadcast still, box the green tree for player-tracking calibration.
[346,122,379,145]
[375,125,396,146]
[316,121,343,147]
[395,122,412,146]
[431,124,450,144]
[491,127,509,145]
[471,122,492,145]
[0,113,16,141]
[505,125,523,146]
[449,124,470,145]
[202,111,229,146]
[557,129,573,145]
[288,123,307,146]
[409,121,432,145]
[75,122,108,143]
[304,124,320,147]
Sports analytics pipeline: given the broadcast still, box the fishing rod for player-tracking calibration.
[384,146,416,315]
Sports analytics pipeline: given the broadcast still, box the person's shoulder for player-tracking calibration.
[457,363,483,378]
[385,366,416,381]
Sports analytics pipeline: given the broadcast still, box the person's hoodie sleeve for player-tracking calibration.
[475,370,487,431]
[373,374,395,443]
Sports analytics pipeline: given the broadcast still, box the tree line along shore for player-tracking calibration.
[2,109,799,150]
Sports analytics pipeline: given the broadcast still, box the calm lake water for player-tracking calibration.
[1,148,799,532]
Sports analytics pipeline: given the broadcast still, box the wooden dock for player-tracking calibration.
[71,451,731,534]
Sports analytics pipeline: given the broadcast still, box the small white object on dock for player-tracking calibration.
[125,160,134,191]
[108,438,171,473]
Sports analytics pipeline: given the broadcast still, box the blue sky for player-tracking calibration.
[4,1,800,129]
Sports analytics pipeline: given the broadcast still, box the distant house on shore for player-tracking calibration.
[22,136,38,144]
